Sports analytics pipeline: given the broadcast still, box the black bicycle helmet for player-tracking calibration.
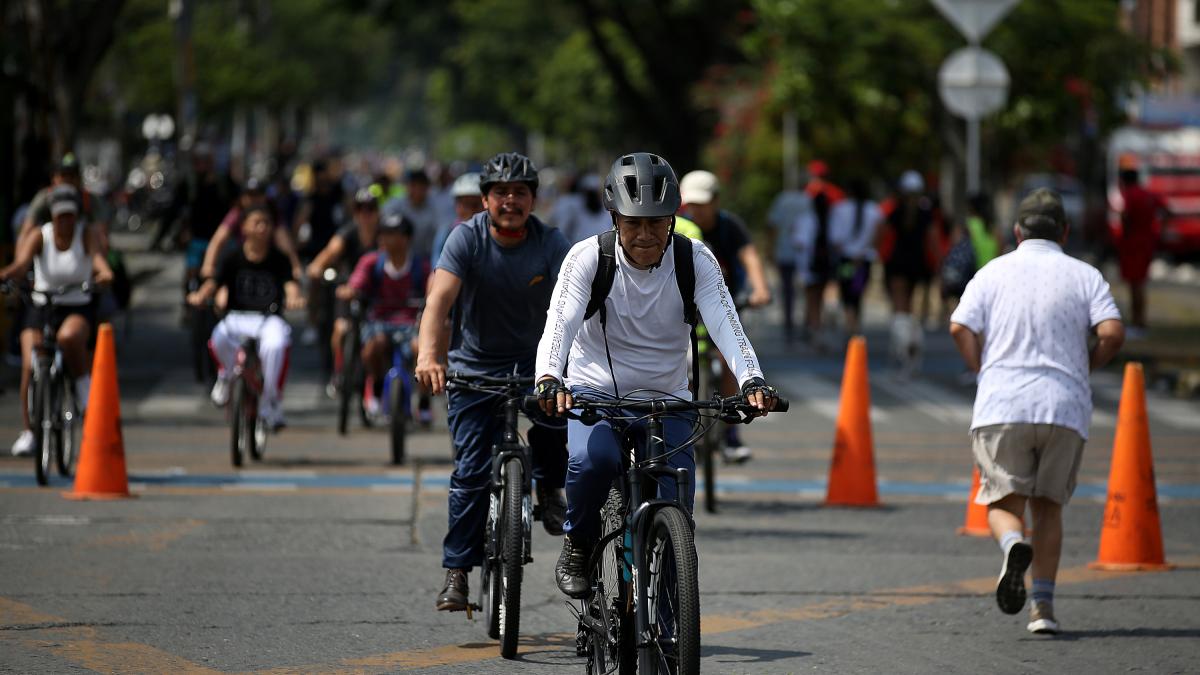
[480,152,539,194]
[602,152,681,218]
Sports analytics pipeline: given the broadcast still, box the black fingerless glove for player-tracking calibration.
[536,378,565,403]
[741,377,776,399]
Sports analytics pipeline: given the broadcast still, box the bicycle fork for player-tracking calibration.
[627,415,693,659]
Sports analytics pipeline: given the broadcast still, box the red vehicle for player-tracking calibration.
[1108,126,1200,259]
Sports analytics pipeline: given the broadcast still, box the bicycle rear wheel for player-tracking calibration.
[498,458,524,659]
[587,486,635,675]
[230,379,245,468]
[31,368,51,486]
[640,507,700,675]
[481,536,501,640]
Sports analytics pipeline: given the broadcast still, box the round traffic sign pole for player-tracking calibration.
[938,46,1011,193]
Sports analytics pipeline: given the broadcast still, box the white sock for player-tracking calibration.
[999,530,1025,555]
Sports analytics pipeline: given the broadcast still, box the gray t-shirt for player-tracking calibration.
[438,212,570,374]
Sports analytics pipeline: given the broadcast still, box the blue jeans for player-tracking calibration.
[564,388,696,541]
[442,383,567,570]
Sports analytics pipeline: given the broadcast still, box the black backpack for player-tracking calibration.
[582,230,699,397]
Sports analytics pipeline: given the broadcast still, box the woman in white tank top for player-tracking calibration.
[0,184,113,456]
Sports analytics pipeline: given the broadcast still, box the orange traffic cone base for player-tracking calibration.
[1088,560,1173,572]
[62,490,134,501]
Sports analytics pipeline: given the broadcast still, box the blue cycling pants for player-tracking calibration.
[564,399,696,542]
[442,385,567,570]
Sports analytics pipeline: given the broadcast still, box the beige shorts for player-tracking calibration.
[971,423,1086,506]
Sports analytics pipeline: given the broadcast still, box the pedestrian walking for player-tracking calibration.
[766,187,810,341]
[880,170,939,374]
[949,188,1125,635]
[1114,166,1168,338]
[829,178,880,336]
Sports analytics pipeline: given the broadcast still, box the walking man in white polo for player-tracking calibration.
[949,188,1125,635]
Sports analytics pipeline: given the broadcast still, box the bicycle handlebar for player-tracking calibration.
[1,280,94,302]
[521,393,789,425]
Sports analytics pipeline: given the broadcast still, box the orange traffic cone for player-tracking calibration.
[1090,363,1170,570]
[957,466,991,536]
[63,324,132,500]
[825,336,879,507]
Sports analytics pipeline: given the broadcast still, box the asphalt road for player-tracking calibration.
[1,245,1198,674]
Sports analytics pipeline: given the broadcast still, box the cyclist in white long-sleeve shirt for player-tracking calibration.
[533,152,779,598]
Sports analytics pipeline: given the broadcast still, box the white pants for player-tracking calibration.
[210,313,291,413]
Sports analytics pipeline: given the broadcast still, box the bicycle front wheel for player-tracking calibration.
[31,369,50,486]
[57,383,79,477]
[389,373,410,465]
[640,507,700,675]
[337,329,358,435]
[498,458,524,659]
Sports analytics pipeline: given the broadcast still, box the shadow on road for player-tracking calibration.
[701,643,812,662]
[698,526,863,541]
[1048,627,1200,641]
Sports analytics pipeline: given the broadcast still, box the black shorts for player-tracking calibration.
[23,301,97,333]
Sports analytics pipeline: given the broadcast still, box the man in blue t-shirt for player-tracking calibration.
[416,152,571,612]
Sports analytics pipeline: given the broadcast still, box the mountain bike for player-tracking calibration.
[560,392,788,675]
[3,282,91,486]
[227,311,271,468]
[447,371,541,659]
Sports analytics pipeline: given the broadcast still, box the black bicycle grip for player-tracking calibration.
[774,397,789,412]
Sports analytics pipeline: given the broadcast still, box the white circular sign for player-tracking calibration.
[938,47,1010,120]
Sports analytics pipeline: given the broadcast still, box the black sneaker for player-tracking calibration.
[556,534,592,599]
[436,568,470,611]
[536,484,567,536]
[996,541,1033,615]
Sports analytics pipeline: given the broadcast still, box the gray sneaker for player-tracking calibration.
[996,541,1033,614]
[1027,601,1060,634]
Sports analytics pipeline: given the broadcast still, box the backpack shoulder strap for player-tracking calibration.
[583,230,617,323]
[672,233,697,327]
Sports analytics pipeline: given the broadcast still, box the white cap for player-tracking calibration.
[451,172,481,198]
[899,170,925,194]
[680,170,719,205]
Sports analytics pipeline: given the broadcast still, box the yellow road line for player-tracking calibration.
[0,597,222,674]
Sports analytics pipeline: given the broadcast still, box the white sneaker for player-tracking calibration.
[210,377,231,407]
[11,430,35,457]
[722,446,753,464]
[260,399,287,432]
[75,375,91,412]
[365,396,383,420]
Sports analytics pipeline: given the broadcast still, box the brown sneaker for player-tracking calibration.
[1027,601,1060,634]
